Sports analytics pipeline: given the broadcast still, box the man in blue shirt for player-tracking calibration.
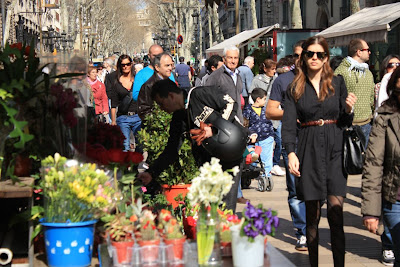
[132,44,175,101]
[175,57,192,91]
[238,56,254,106]
[266,40,308,251]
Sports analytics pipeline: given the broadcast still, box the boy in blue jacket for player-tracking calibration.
[243,88,275,179]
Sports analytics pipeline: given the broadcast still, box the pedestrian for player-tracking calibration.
[334,38,375,147]
[137,52,174,120]
[195,55,223,87]
[238,56,255,106]
[243,88,275,189]
[138,79,247,212]
[107,55,141,151]
[361,67,400,267]
[86,66,109,123]
[175,57,192,91]
[282,36,357,267]
[375,55,400,111]
[266,40,308,251]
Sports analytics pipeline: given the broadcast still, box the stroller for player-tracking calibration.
[241,149,274,192]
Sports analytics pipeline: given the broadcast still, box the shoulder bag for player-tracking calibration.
[343,125,366,175]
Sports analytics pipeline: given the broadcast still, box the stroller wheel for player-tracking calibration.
[258,176,267,192]
[265,176,274,191]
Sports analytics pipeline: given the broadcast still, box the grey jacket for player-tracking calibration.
[361,104,400,217]
[205,66,243,122]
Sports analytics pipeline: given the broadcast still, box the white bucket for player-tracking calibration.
[231,225,264,267]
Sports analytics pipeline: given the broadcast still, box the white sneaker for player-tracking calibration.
[271,165,285,176]
[382,250,395,266]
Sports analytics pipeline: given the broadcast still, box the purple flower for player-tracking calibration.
[245,202,261,218]
[272,216,279,228]
[244,223,259,238]
[254,217,264,230]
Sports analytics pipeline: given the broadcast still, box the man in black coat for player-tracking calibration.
[138,79,246,212]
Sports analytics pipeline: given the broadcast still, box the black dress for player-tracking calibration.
[282,75,353,201]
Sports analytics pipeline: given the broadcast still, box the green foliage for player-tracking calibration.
[143,193,173,214]
[137,104,199,185]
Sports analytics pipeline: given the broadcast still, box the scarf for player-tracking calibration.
[346,56,369,77]
[86,77,98,86]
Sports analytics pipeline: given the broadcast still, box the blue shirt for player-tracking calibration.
[175,63,191,88]
[132,66,175,101]
[243,104,274,141]
[269,69,295,109]
[237,65,254,97]
[223,65,239,86]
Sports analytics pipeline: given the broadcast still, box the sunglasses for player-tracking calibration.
[359,48,370,52]
[387,62,400,69]
[304,50,327,60]
[293,53,300,58]
[121,62,132,67]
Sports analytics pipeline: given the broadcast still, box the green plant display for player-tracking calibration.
[137,104,199,185]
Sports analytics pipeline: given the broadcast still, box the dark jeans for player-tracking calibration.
[281,147,307,238]
[359,122,372,149]
[273,122,282,166]
[383,200,400,266]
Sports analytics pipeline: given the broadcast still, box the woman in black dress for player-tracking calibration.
[282,36,357,266]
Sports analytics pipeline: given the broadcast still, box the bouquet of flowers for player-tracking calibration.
[240,202,279,242]
[40,153,115,223]
[187,158,239,266]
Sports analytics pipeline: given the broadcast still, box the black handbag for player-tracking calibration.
[343,125,366,175]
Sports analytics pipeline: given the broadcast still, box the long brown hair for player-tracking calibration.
[291,36,334,102]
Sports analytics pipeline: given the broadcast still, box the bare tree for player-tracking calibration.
[211,4,224,43]
[289,0,302,29]
[250,0,257,29]
[350,0,360,14]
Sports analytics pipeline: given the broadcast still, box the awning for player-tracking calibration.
[317,2,400,46]
[206,24,279,56]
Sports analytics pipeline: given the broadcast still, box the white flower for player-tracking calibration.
[188,157,234,206]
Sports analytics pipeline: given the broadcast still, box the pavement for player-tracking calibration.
[33,169,385,267]
[238,170,385,267]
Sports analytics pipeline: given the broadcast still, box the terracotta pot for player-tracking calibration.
[164,237,186,260]
[111,240,135,264]
[162,184,190,208]
[137,239,160,264]
[221,241,232,257]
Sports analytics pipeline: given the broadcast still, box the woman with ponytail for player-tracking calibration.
[282,36,357,267]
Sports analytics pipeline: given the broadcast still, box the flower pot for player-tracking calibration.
[137,239,160,264]
[221,241,232,257]
[164,237,186,260]
[162,184,190,208]
[13,154,32,177]
[231,225,264,267]
[111,240,135,264]
[40,219,97,267]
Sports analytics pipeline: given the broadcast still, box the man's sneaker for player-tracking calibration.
[295,236,308,251]
[382,250,395,266]
[271,165,285,176]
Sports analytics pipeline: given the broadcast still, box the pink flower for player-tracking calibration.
[141,186,147,193]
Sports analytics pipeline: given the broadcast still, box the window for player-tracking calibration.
[282,1,288,27]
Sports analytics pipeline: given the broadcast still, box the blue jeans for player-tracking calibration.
[116,114,142,151]
[382,219,394,250]
[281,147,307,238]
[383,200,400,266]
[256,136,274,177]
[237,180,243,198]
[273,122,282,166]
[359,122,372,149]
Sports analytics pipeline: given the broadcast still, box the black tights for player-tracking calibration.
[305,195,345,267]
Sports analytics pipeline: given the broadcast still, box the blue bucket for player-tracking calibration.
[40,219,97,267]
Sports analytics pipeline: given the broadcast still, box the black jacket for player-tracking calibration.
[137,73,162,120]
[147,86,243,178]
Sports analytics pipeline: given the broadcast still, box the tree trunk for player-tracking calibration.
[208,9,213,47]
[250,0,257,29]
[350,0,360,14]
[4,1,17,43]
[289,0,302,29]
[211,5,224,43]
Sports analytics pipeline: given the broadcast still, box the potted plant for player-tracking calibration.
[103,213,135,264]
[137,104,199,208]
[160,210,186,261]
[218,209,241,256]
[137,210,160,264]
[39,153,115,267]
[231,202,279,267]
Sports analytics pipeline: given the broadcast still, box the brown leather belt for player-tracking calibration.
[301,119,337,127]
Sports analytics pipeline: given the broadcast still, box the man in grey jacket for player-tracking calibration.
[238,56,254,106]
[205,46,243,123]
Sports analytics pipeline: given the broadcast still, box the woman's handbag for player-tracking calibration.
[343,125,366,175]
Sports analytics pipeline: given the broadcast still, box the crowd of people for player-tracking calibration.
[83,37,400,267]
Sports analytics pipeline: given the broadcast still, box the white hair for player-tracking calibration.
[223,46,240,57]
[244,56,254,65]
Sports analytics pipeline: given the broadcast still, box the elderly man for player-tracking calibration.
[138,52,174,120]
[205,46,243,122]
[132,44,175,102]
[238,56,255,106]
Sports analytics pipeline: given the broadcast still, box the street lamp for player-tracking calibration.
[47,25,55,52]
[61,32,67,51]
[17,16,24,43]
[152,34,159,44]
